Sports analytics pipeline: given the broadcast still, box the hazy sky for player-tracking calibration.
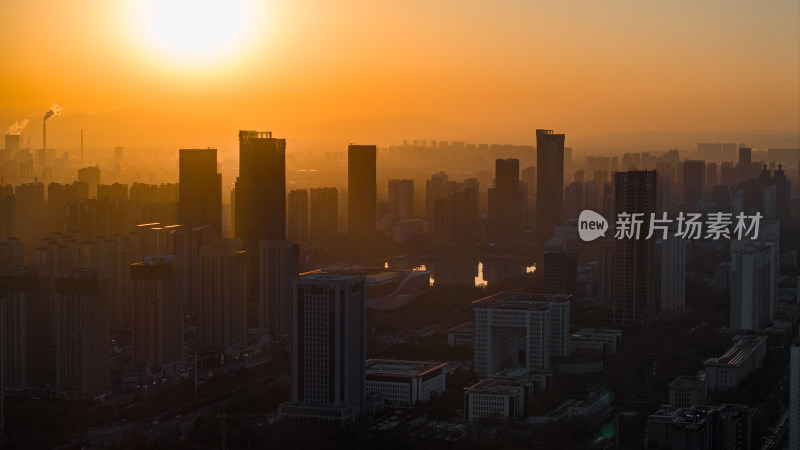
[1,0,798,144]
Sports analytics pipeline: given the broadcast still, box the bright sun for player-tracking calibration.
[134,0,258,63]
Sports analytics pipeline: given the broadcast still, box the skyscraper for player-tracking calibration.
[287,189,309,244]
[235,130,286,311]
[729,221,779,331]
[309,187,338,245]
[178,148,222,235]
[259,239,299,337]
[536,129,565,237]
[280,273,367,426]
[388,179,414,221]
[347,145,377,238]
[0,266,52,392]
[613,170,657,327]
[790,340,800,450]
[488,158,522,240]
[54,269,110,399]
[131,255,184,374]
[682,159,705,210]
[658,234,686,321]
[198,239,248,352]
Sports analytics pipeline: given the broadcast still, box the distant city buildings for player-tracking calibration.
[198,239,248,354]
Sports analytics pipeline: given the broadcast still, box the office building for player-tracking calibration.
[347,145,377,238]
[287,189,309,244]
[447,322,475,347]
[365,360,446,408]
[464,368,553,422]
[543,243,577,296]
[536,129,565,236]
[569,329,622,358]
[0,237,23,275]
[131,255,184,374]
[703,335,767,392]
[613,170,657,327]
[198,239,248,353]
[473,292,570,377]
[259,239,299,337]
[280,273,367,426]
[235,130,286,311]
[668,375,707,409]
[54,269,110,399]
[309,187,338,245]
[178,148,222,235]
[729,220,779,331]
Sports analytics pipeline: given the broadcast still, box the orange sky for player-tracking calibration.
[1,0,798,146]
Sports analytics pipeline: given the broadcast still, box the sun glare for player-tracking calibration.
[134,0,258,64]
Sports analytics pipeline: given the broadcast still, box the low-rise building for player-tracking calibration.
[668,374,707,409]
[464,368,552,422]
[447,322,474,347]
[569,329,622,357]
[646,404,751,450]
[365,359,446,408]
[703,335,767,392]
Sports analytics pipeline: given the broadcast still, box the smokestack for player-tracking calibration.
[42,103,62,152]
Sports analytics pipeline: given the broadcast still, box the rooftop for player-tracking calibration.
[473,292,571,310]
[366,359,446,377]
[703,335,767,368]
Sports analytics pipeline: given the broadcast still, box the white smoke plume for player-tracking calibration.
[5,119,29,135]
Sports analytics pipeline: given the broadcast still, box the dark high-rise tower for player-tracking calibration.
[536,129,565,237]
[347,145,377,238]
[488,158,522,240]
[178,148,222,235]
[613,170,657,327]
[235,130,286,307]
[682,159,705,211]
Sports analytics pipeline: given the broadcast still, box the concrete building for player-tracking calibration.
[198,239,248,354]
[703,335,767,392]
[258,239,299,337]
[280,274,367,426]
[473,292,570,377]
[365,359,446,408]
[464,368,553,422]
[388,179,414,222]
[54,269,110,399]
[569,329,622,358]
[447,322,475,347]
[613,170,657,327]
[658,234,687,320]
[287,189,309,244]
[0,266,52,392]
[668,374,707,409]
[309,187,338,245]
[790,340,800,450]
[646,404,751,450]
[131,255,184,375]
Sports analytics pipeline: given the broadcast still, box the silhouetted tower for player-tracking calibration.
[536,129,565,237]
[347,145,377,238]
[178,148,222,235]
